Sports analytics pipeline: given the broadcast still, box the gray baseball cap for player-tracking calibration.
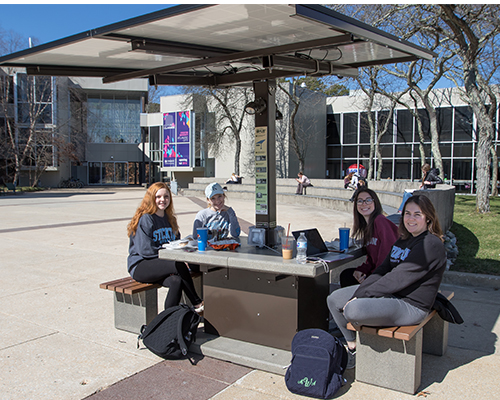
[205,182,224,199]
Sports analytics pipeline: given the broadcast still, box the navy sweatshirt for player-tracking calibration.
[127,213,179,276]
[353,230,447,312]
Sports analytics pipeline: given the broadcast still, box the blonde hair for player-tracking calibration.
[127,182,179,237]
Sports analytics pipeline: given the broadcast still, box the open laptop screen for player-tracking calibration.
[292,228,329,256]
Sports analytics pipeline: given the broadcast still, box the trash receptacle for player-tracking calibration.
[170,181,178,195]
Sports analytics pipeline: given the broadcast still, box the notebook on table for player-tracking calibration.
[292,228,352,263]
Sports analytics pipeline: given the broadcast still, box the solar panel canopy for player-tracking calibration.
[0,4,434,87]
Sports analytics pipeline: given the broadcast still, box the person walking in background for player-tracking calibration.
[295,171,312,195]
[327,195,447,369]
[127,182,204,313]
[339,188,399,287]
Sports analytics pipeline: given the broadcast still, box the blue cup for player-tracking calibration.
[339,227,350,252]
[197,228,208,252]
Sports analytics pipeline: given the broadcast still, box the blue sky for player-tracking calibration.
[0,4,175,48]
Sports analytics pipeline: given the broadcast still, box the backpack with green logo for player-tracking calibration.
[285,328,347,399]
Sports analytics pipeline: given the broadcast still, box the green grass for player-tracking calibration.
[450,195,500,276]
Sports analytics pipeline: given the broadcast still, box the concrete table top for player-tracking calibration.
[159,243,364,278]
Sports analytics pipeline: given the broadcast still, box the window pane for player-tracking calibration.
[440,144,451,157]
[327,146,341,158]
[343,113,357,144]
[359,112,372,144]
[343,146,357,157]
[395,161,412,179]
[378,111,393,143]
[437,107,452,141]
[327,114,341,144]
[417,109,431,141]
[395,144,412,157]
[453,143,473,157]
[454,106,473,141]
[397,109,413,143]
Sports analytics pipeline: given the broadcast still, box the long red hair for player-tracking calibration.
[127,182,179,237]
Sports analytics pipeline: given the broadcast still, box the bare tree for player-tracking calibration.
[436,4,500,213]
[0,72,56,186]
[182,86,253,176]
[277,78,326,172]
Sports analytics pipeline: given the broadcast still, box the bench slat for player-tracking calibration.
[377,326,399,338]
[99,277,135,290]
[345,290,454,340]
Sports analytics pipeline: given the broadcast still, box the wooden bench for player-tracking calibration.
[100,272,203,334]
[346,290,454,394]
[2,182,16,194]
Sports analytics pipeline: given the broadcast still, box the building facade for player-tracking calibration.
[327,88,500,193]
[0,68,148,187]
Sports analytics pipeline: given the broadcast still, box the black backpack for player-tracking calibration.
[285,328,348,399]
[137,304,201,359]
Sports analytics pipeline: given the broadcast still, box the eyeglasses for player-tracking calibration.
[356,198,374,205]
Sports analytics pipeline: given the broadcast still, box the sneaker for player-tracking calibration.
[194,301,204,314]
[345,346,356,369]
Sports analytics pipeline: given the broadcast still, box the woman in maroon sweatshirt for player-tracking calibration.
[339,187,399,287]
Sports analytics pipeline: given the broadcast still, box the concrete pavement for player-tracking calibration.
[0,187,499,400]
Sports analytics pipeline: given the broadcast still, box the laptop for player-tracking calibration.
[292,228,352,263]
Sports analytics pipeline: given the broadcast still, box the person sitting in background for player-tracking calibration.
[295,171,312,195]
[398,163,443,212]
[225,173,241,184]
[328,195,447,369]
[344,172,354,189]
[340,187,399,287]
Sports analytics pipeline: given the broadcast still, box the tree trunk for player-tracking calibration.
[491,145,498,197]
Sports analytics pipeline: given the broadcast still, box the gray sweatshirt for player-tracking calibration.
[192,207,240,240]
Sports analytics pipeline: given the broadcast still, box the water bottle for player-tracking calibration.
[296,232,307,264]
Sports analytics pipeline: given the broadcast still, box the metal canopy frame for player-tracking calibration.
[0,4,434,88]
[0,3,435,246]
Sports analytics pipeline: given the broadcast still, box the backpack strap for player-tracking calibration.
[176,305,192,356]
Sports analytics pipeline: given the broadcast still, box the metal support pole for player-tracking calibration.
[253,79,277,246]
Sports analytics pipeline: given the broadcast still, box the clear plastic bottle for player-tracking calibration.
[296,232,307,264]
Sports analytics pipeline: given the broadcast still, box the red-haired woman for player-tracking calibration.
[127,182,203,313]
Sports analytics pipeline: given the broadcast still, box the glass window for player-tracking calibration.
[358,145,370,158]
[440,144,451,157]
[437,107,452,141]
[453,143,473,157]
[327,146,341,158]
[454,106,473,141]
[417,109,431,141]
[381,161,393,179]
[343,113,358,144]
[396,109,413,143]
[395,161,412,179]
[378,111,394,143]
[87,95,141,143]
[380,144,393,157]
[453,160,472,181]
[359,112,373,144]
[395,144,412,158]
[327,161,341,179]
[327,114,341,145]
[343,146,357,158]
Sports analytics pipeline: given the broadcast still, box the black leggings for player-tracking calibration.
[132,258,202,309]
